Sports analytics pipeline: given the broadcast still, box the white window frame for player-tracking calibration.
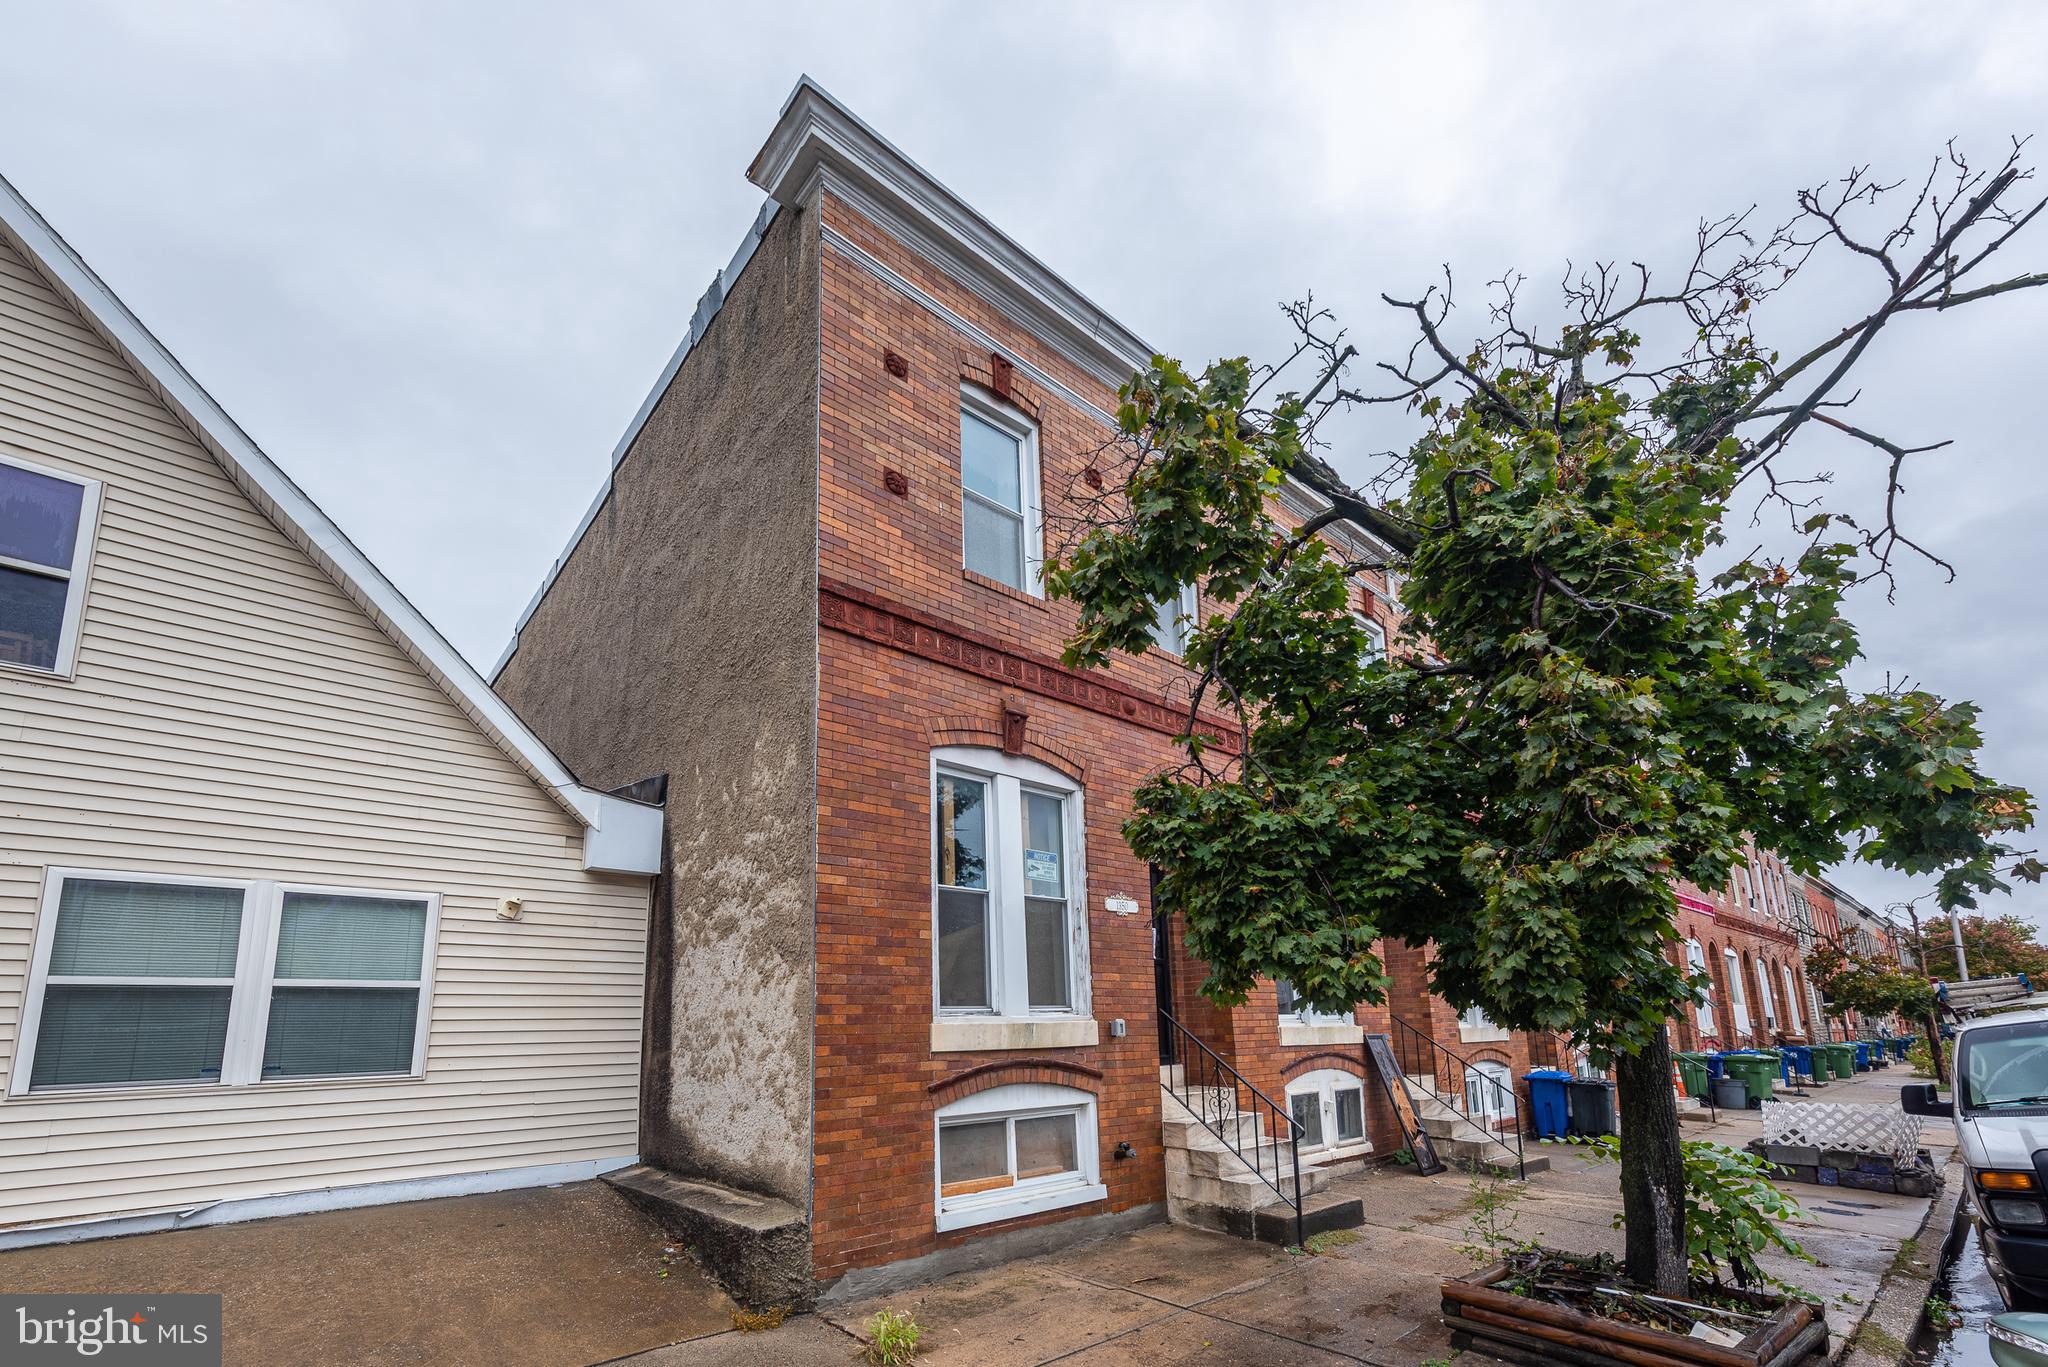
[1687,939,1714,1033]
[1780,962,1805,1034]
[958,386,1044,597]
[1724,946,1751,1035]
[1756,958,1778,1031]
[1464,1059,1518,1127]
[934,1082,1104,1231]
[1276,978,1353,1029]
[931,749,1088,1022]
[1458,1004,1511,1043]
[1354,611,1387,664]
[0,450,103,680]
[1147,583,1200,657]
[12,867,440,1096]
[1285,1068,1369,1154]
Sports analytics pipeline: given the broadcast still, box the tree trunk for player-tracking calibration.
[1923,1012,1948,1084]
[1615,1025,1689,1294]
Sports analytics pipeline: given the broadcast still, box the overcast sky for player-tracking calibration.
[3,2,2043,937]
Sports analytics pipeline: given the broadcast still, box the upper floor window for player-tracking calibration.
[1354,611,1387,665]
[1723,946,1751,1034]
[959,391,1041,595]
[13,868,437,1094]
[0,453,102,677]
[934,749,1085,1018]
[1148,584,1199,656]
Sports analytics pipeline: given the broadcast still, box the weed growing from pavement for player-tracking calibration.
[861,1308,924,1366]
[1302,1229,1362,1256]
[1455,1169,1528,1266]
[1925,1296,1962,1333]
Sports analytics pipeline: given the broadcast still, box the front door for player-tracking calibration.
[1151,866,1175,1064]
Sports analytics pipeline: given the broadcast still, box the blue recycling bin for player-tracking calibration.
[1784,1044,1814,1082]
[1524,1070,1572,1140]
[1705,1053,1727,1080]
[1853,1041,1871,1071]
[1891,1037,1910,1060]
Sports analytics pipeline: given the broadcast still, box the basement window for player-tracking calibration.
[0,452,102,678]
[1286,1068,1368,1153]
[934,1082,1104,1231]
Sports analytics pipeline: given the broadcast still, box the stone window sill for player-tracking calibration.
[931,1018,1099,1053]
[1278,1022,1365,1048]
[1458,1026,1512,1044]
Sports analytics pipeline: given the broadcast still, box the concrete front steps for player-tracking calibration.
[1159,1065,1366,1245]
[1402,1075,1550,1178]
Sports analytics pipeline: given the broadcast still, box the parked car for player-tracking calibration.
[1905,1008,2048,1309]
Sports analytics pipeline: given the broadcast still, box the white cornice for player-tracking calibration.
[748,76,1153,391]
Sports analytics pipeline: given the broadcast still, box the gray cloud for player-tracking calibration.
[3,0,2041,932]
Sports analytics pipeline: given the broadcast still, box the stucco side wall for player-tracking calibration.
[493,205,821,1206]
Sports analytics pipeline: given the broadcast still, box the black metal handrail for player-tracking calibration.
[1158,1009,1305,1247]
[1386,1013,1527,1181]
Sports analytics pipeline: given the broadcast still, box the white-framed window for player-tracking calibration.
[934,1082,1104,1231]
[1464,1060,1517,1126]
[1286,1068,1368,1152]
[959,387,1042,595]
[1781,962,1805,1033]
[12,868,438,1095]
[1148,583,1200,656]
[1276,978,1353,1028]
[933,749,1086,1019]
[0,451,103,678]
[1723,946,1751,1035]
[1686,939,1714,1033]
[1354,611,1387,665]
[1756,958,1778,1031]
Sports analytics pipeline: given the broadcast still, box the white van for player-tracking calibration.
[1905,1008,2048,1309]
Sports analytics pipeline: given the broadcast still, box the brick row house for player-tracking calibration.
[491,79,1833,1304]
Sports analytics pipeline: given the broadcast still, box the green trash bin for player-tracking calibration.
[1827,1042,1855,1079]
[1751,1051,1780,1101]
[1732,1055,1774,1104]
[1675,1053,1710,1101]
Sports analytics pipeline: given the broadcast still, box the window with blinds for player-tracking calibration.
[14,871,437,1095]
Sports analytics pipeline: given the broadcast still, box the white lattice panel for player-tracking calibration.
[1761,1100,1923,1160]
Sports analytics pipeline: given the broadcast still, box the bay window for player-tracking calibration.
[0,452,101,677]
[13,869,437,1095]
[934,750,1086,1019]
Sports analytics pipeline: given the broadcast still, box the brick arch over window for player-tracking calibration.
[959,356,1049,424]
[1282,1052,1368,1081]
[1464,1046,1514,1069]
[925,717,1089,786]
[926,1058,1104,1103]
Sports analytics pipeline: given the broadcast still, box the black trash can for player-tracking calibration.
[1566,1077,1618,1137]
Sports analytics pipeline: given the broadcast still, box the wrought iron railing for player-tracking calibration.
[1386,1013,1527,1180]
[1158,1009,1305,1247]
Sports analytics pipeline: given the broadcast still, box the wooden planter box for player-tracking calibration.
[1442,1260,1827,1367]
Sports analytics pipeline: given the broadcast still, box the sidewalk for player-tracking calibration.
[642,1068,1950,1366]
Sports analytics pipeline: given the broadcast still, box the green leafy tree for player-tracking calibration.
[1806,942,1937,1022]
[1047,145,2045,1293]
[1920,912,2048,981]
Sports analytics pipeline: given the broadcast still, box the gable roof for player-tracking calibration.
[0,171,659,877]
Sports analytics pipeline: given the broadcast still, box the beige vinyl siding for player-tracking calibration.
[0,236,648,1230]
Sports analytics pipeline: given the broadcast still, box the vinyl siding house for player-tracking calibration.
[0,174,662,1246]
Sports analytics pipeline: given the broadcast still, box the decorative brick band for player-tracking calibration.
[821,578,1235,748]
[926,1058,1106,1100]
[1281,1051,1370,1080]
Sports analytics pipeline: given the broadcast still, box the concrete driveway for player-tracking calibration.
[0,1181,741,1366]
